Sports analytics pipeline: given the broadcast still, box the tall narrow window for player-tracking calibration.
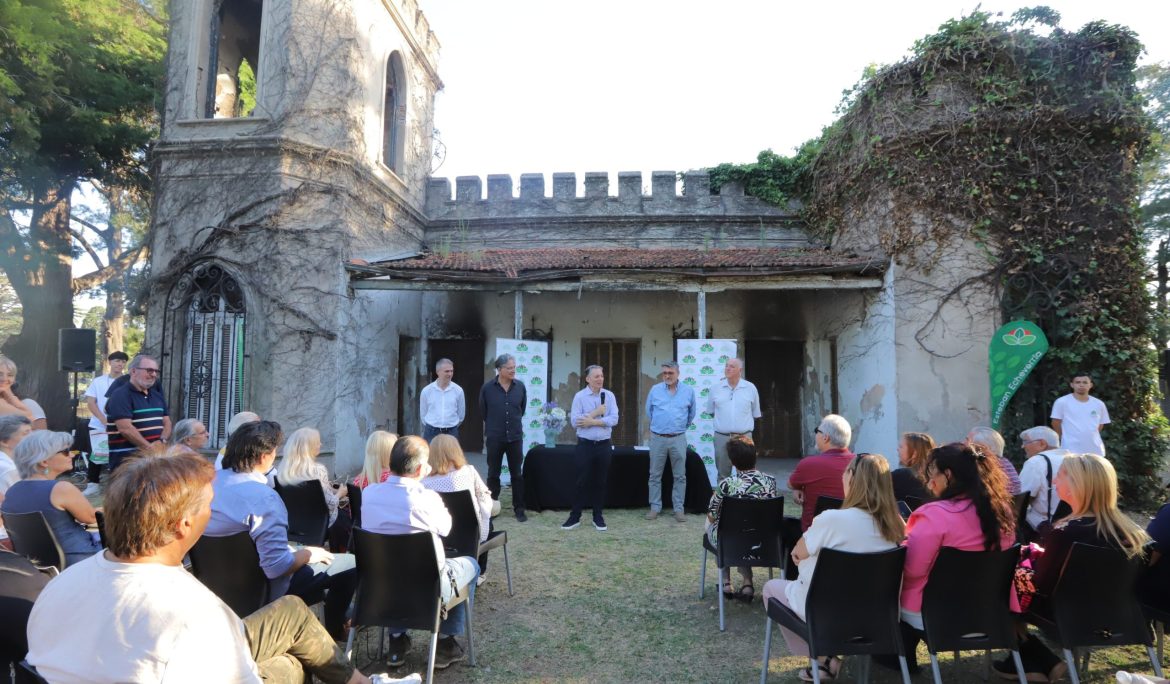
[206,0,263,118]
[383,52,407,171]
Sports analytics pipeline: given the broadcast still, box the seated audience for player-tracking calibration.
[167,418,210,454]
[24,451,410,683]
[1140,499,1170,612]
[0,414,33,549]
[214,411,261,470]
[1,431,101,565]
[422,434,498,585]
[0,355,46,429]
[277,427,352,550]
[789,414,855,531]
[0,548,49,674]
[994,453,1149,681]
[967,426,1022,496]
[354,430,397,489]
[897,442,1015,671]
[762,453,905,680]
[1015,426,1070,540]
[205,420,357,639]
[706,436,778,602]
[891,432,935,507]
[363,435,479,670]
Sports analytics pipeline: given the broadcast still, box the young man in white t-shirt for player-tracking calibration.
[81,351,128,495]
[1050,373,1110,456]
[25,451,415,684]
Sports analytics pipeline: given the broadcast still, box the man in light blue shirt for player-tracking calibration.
[562,365,619,531]
[645,361,697,522]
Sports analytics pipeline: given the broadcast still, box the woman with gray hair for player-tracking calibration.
[966,426,1022,496]
[1,431,101,565]
[167,418,209,454]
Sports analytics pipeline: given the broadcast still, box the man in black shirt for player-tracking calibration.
[479,354,528,522]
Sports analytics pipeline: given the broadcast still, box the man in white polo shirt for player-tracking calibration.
[1050,373,1110,456]
[706,357,762,480]
[420,358,465,442]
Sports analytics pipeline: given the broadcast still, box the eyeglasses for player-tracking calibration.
[137,367,160,375]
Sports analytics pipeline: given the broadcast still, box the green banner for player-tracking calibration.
[989,320,1049,428]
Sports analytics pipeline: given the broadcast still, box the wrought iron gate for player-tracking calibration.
[178,264,246,449]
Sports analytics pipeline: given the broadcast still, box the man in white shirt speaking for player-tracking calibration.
[1050,373,1110,456]
[706,357,762,480]
[420,358,465,442]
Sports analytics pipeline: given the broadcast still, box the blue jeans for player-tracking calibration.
[423,424,460,442]
[440,556,479,635]
[287,552,358,637]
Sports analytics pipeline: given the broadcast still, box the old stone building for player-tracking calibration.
[148,0,996,473]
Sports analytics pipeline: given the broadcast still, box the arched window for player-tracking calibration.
[169,263,247,448]
[383,52,407,171]
[205,0,263,118]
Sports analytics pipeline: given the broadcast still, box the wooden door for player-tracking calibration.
[427,338,486,452]
[744,340,804,458]
[581,339,640,446]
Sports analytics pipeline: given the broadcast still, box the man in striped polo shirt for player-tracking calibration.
[105,354,171,471]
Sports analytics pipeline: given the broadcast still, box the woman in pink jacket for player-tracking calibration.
[894,441,1015,672]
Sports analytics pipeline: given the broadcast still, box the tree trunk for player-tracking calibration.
[101,194,127,363]
[0,184,75,430]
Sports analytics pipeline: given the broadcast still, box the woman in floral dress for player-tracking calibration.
[706,436,778,602]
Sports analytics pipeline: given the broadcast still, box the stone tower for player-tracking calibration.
[146,0,442,462]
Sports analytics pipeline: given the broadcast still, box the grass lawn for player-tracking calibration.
[346,491,1163,683]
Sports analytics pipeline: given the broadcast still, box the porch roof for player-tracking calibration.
[346,247,887,292]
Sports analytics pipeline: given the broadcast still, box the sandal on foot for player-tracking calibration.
[735,585,755,603]
[721,582,735,598]
[798,656,841,681]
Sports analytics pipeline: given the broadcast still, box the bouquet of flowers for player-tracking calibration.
[539,402,568,432]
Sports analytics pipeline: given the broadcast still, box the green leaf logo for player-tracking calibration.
[1002,327,1038,346]
[529,399,542,408]
[530,377,543,385]
[718,355,729,363]
[529,420,541,429]
[517,365,528,374]
[516,343,529,352]
[700,388,710,397]
[700,343,714,352]
[531,355,543,363]
[687,423,698,431]
[701,433,714,442]
[700,366,714,375]
[682,354,696,363]
[683,377,697,385]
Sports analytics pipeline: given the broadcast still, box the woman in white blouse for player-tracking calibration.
[0,356,46,429]
[761,453,906,681]
[275,427,351,548]
[422,434,497,585]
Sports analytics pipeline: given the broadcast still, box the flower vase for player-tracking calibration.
[543,428,558,448]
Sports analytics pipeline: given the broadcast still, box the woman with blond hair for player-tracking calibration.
[0,357,46,430]
[422,434,497,585]
[891,432,935,508]
[993,453,1150,680]
[275,428,351,549]
[761,453,905,681]
[353,431,397,489]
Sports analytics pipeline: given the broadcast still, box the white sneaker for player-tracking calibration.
[370,674,422,684]
[491,500,502,517]
[476,574,486,587]
[82,483,100,496]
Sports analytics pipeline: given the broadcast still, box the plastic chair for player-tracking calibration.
[904,495,926,511]
[1024,542,1163,684]
[699,496,785,631]
[348,485,363,529]
[3,511,66,574]
[1143,602,1170,669]
[188,531,270,617]
[814,495,843,517]
[274,478,330,546]
[438,490,513,596]
[16,660,48,684]
[346,528,475,684]
[921,546,1026,684]
[760,546,912,684]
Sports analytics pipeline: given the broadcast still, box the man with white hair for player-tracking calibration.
[1017,426,1070,539]
[788,414,854,531]
[966,426,1021,495]
[214,411,261,470]
[706,358,762,481]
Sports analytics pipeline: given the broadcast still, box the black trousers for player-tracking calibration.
[485,438,525,511]
[571,438,613,520]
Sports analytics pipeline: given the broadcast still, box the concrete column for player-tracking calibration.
[514,291,523,339]
[697,290,707,340]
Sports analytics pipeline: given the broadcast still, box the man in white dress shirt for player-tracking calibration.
[1050,373,1110,456]
[420,358,465,442]
[1017,426,1070,540]
[706,358,762,480]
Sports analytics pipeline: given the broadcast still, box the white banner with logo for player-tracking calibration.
[677,339,738,486]
[494,338,548,485]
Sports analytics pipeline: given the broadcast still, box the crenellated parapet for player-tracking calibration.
[425,170,798,219]
[423,171,813,250]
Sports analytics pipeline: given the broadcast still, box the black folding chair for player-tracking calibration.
[814,495,844,517]
[3,511,67,574]
[16,660,48,684]
[347,484,363,529]
[1144,602,1170,670]
[761,546,911,684]
[904,495,926,512]
[438,490,513,596]
[921,546,1026,684]
[274,478,330,546]
[699,496,785,631]
[347,528,476,684]
[188,531,270,617]
[1024,542,1163,684]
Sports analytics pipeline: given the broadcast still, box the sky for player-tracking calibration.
[421,0,1170,184]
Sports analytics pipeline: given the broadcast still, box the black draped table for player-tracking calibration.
[522,445,712,513]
